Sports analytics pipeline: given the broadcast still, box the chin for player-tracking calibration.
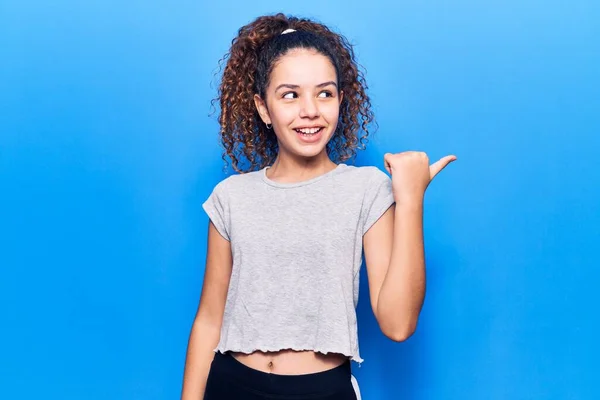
[292,133,333,156]
[296,141,332,157]
[297,149,327,159]
[277,129,334,160]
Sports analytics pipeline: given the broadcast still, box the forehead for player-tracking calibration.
[269,48,337,87]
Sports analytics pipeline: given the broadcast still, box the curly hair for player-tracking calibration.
[213,13,375,173]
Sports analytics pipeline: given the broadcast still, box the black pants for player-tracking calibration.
[204,352,359,399]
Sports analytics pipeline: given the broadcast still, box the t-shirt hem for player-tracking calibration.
[202,201,230,240]
[363,197,395,234]
[214,345,364,364]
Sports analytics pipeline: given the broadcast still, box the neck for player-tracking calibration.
[267,152,337,184]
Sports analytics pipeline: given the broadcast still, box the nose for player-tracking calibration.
[299,96,320,119]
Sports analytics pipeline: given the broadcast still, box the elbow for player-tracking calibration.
[382,320,418,342]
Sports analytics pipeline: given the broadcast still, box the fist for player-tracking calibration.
[384,151,456,203]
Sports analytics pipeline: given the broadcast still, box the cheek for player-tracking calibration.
[271,105,297,126]
[323,102,340,123]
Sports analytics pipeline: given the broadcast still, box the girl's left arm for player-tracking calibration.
[363,152,456,342]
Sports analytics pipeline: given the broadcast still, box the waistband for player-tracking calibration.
[211,351,353,396]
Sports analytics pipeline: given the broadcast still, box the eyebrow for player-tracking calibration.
[274,81,338,91]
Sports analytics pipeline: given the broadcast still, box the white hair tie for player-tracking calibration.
[281,28,296,35]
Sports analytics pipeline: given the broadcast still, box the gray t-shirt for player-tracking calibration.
[202,163,395,363]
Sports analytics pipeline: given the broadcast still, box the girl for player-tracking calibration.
[182,13,455,400]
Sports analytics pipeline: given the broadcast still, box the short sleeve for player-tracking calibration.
[202,181,231,241]
[361,168,396,235]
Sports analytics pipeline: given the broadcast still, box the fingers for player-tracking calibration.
[384,152,456,180]
[429,155,457,179]
[383,153,393,175]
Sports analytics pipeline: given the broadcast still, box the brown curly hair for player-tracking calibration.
[213,13,375,173]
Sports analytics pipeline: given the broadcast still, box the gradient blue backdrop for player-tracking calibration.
[1,1,599,399]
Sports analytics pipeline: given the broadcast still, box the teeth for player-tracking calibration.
[297,127,321,134]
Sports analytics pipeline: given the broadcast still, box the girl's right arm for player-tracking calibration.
[181,221,233,400]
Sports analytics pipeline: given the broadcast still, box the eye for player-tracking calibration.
[282,92,297,99]
[318,91,333,98]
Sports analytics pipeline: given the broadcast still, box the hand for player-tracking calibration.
[384,151,456,204]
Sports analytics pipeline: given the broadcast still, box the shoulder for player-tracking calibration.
[210,169,263,194]
[341,164,390,186]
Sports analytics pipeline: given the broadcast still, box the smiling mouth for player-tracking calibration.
[294,127,324,136]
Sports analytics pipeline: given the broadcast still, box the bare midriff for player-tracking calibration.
[231,349,348,375]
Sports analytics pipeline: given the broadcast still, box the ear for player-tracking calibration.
[253,94,271,125]
[339,90,344,105]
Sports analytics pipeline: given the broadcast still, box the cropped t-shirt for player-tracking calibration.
[202,163,395,363]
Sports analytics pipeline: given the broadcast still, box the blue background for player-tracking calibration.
[1,0,599,398]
